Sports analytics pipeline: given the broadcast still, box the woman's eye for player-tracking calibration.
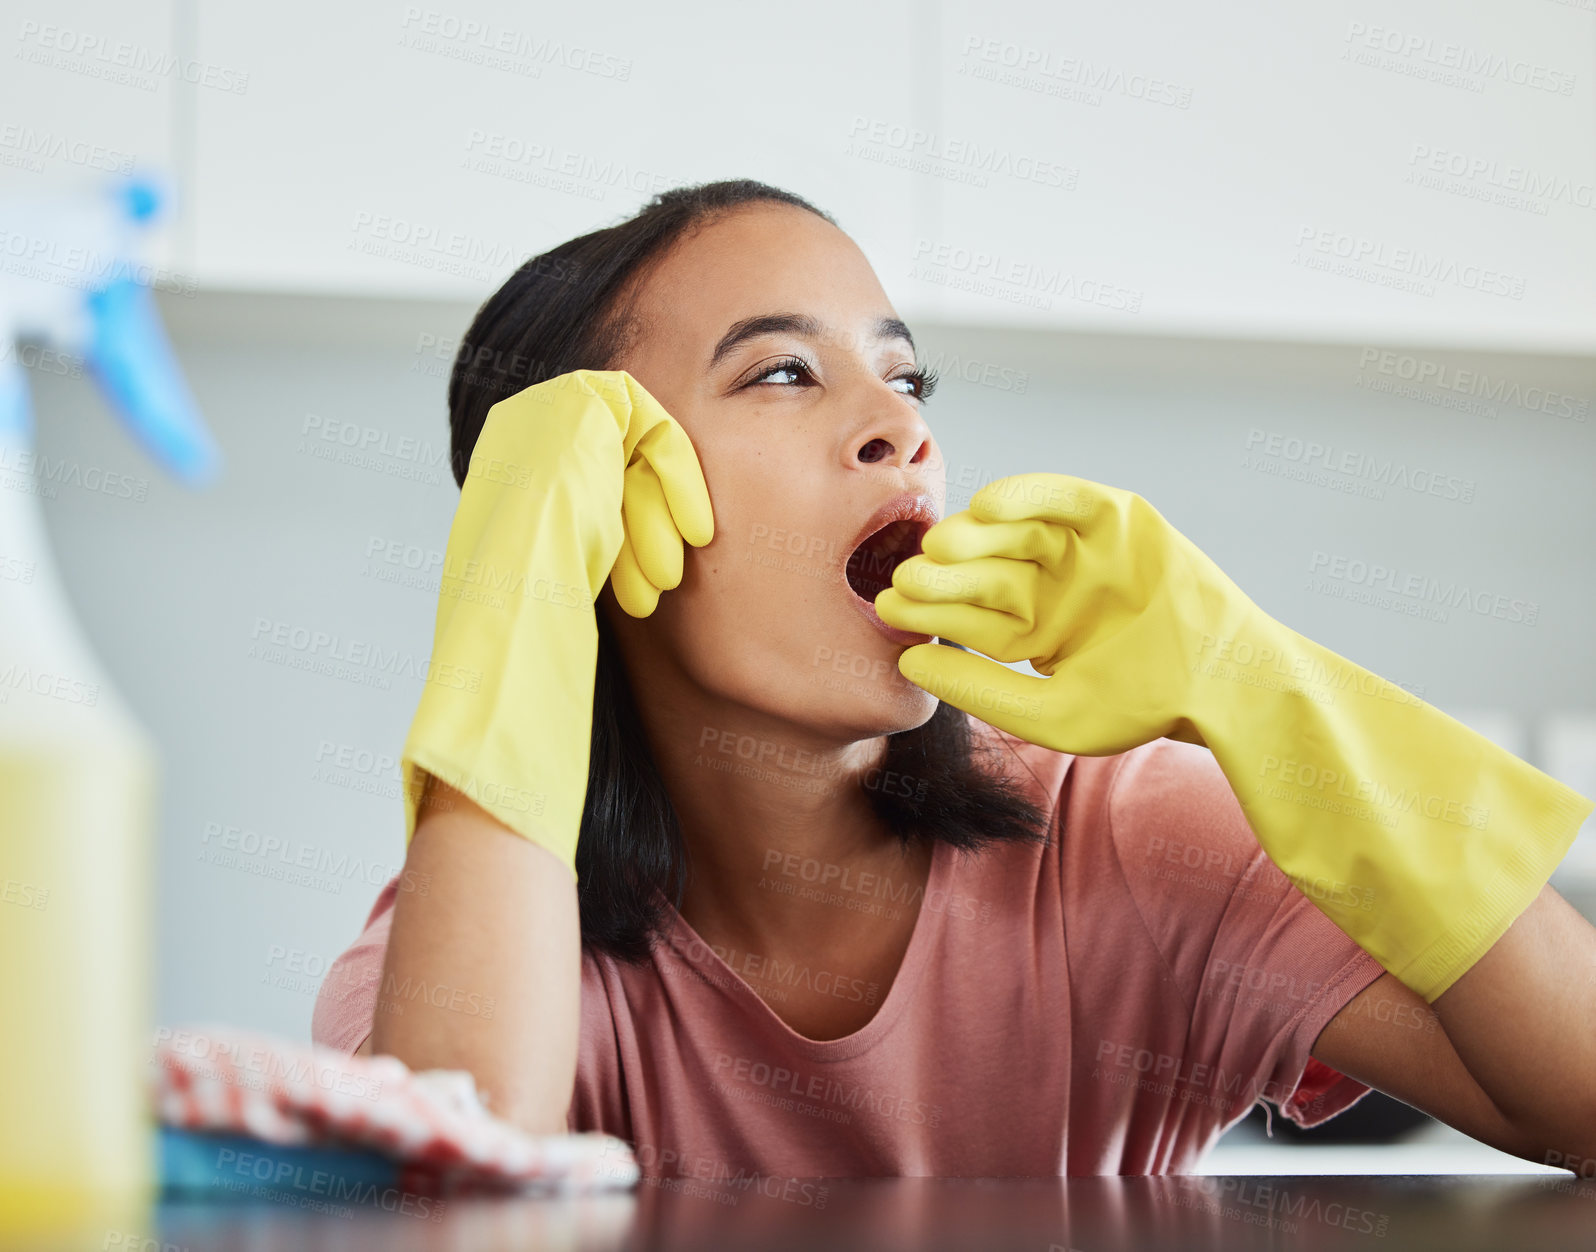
[747,356,814,388]
[739,357,937,401]
[888,366,939,403]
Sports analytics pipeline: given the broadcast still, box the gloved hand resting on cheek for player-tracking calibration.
[400,369,714,880]
[874,471,1593,1003]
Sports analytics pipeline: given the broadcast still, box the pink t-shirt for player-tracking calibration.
[312,723,1386,1177]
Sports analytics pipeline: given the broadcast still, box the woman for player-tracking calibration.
[314,179,1596,1180]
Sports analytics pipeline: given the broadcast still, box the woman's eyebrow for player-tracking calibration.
[707,313,916,369]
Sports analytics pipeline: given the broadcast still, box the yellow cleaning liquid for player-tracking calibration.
[0,461,162,1237]
[0,718,158,1239]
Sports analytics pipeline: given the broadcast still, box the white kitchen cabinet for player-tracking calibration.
[187,0,925,301]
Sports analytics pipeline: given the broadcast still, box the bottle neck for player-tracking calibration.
[0,358,137,736]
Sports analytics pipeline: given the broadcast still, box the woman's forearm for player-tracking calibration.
[370,778,582,1136]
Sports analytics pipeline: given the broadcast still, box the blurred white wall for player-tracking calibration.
[2,0,1593,345]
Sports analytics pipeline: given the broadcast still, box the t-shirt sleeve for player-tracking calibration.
[1107,738,1388,1130]
[310,877,398,1054]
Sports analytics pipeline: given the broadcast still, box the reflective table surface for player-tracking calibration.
[34,1173,1596,1252]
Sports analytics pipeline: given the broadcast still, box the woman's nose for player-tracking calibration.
[851,400,934,471]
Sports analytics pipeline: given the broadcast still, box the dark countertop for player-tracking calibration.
[58,1174,1596,1252]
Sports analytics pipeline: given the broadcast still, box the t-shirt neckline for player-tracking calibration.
[662,838,952,1063]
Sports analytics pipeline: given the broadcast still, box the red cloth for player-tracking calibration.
[152,1024,637,1192]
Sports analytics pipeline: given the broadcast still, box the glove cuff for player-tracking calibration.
[1191,621,1594,1002]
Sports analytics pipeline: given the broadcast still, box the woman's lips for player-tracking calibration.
[844,492,940,562]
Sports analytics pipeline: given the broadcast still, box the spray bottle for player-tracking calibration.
[0,175,220,1235]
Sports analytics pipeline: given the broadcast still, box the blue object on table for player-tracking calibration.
[158,1125,406,1202]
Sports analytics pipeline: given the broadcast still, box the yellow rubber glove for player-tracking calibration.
[875,472,1593,1002]
[399,369,713,878]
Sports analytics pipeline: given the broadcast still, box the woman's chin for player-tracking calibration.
[796,656,939,731]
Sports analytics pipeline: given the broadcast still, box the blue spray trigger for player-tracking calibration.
[85,279,221,486]
[119,178,163,224]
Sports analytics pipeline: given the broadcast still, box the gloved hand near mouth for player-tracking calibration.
[873,471,1593,1003]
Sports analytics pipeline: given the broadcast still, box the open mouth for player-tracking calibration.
[845,519,928,604]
